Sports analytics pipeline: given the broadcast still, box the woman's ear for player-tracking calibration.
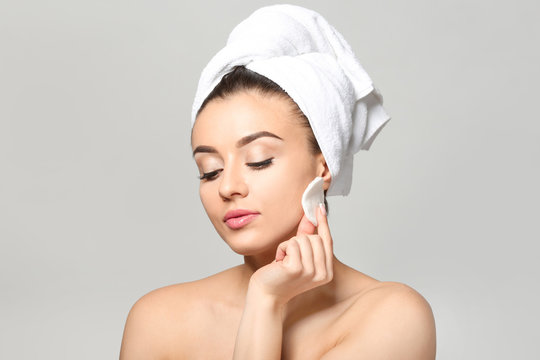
[316,153,332,191]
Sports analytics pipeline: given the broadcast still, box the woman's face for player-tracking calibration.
[191,90,328,256]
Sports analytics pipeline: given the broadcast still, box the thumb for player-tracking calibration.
[296,213,316,236]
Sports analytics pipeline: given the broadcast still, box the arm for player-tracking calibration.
[232,280,286,360]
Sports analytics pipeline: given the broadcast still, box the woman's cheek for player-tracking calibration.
[259,175,303,231]
[199,185,221,225]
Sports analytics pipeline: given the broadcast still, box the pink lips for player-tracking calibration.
[224,209,260,230]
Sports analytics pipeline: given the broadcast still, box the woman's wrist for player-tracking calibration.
[247,277,288,315]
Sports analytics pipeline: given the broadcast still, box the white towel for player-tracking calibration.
[191,4,391,196]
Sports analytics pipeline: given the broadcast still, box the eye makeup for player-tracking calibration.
[197,157,274,181]
[247,157,274,170]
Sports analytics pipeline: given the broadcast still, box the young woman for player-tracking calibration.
[120,5,436,360]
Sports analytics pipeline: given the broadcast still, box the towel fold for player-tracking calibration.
[191,4,391,196]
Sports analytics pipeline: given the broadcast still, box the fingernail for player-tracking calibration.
[318,203,326,216]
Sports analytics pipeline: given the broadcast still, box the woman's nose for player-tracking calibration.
[218,164,249,200]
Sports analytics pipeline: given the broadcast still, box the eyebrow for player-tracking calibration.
[192,131,283,157]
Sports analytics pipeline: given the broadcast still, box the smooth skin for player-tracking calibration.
[120,90,436,359]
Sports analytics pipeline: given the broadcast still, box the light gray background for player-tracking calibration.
[1,0,538,358]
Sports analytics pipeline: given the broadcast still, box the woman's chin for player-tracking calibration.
[219,229,281,256]
[225,238,278,256]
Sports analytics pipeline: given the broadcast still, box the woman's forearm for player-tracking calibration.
[232,279,286,360]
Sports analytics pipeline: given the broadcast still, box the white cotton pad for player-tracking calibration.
[301,176,325,227]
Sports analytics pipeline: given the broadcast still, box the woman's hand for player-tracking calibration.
[250,204,334,305]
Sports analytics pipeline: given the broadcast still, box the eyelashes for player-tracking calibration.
[248,157,274,170]
[198,157,274,181]
[198,169,221,181]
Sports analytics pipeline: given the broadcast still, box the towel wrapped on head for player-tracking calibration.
[191,4,391,196]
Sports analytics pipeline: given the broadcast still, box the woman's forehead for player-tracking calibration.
[191,91,302,144]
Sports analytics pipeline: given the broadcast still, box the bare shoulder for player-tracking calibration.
[359,281,434,315]
[359,281,436,345]
[323,281,436,360]
[119,281,197,359]
[119,267,240,359]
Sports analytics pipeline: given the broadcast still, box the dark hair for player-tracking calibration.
[195,65,329,214]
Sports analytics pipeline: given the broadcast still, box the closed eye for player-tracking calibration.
[197,157,274,182]
[198,169,222,181]
[247,157,274,170]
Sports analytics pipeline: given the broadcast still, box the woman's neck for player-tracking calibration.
[243,248,277,273]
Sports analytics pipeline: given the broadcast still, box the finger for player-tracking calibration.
[295,235,315,275]
[316,204,334,277]
[275,240,287,262]
[276,239,302,273]
[316,204,331,241]
[308,235,327,281]
[275,239,297,262]
[296,213,316,236]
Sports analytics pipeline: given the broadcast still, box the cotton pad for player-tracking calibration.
[301,177,325,227]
